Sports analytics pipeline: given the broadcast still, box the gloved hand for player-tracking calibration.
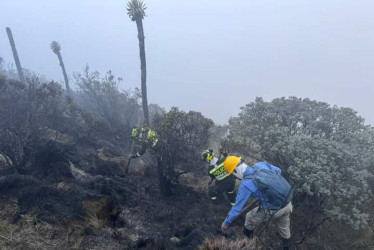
[221,222,229,231]
[219,147,224,154]
[219,147,228,157]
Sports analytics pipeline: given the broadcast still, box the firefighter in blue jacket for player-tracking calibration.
[220,156,293,250]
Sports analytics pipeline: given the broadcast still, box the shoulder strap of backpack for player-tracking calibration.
[243,165,260,180]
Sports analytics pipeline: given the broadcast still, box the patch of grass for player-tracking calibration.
[85,212,105,230]
[83,196,117,230]
[0,200,88,250]
[72,235,83,250]
[0,201,18,249]
[197,236,257,250]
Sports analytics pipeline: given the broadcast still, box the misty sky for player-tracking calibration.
[1,0,373,125]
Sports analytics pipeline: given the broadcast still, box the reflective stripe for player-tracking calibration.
[209,162,229,180]
[227,190,236,194]
[209,162,224,173]
[211,197,217,200]
[230,202,235,206]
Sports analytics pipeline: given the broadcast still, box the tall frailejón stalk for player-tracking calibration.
[50,41,71,94]
[6,27,24,81]
[127,0,149,126]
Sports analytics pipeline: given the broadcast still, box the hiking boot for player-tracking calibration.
[282,237,291,250]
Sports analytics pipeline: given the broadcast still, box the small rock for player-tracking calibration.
[0,152,13,174]
[57,182,71,191]
[170,236,180,244]
[69,161,92,180]
[111,228,126,240]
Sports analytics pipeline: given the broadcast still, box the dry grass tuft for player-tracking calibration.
[85,212,105,230]
[72,235,83,250]
[83,196,117,230]
[0,201,81,249]
[197,236,257,250]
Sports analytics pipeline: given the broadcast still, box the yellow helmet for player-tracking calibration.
[201,149,214,163]
[224,156,241,175]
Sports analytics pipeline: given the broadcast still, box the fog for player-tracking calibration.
[1,0,373,125]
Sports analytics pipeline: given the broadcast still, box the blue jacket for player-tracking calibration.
[223,162,282,226]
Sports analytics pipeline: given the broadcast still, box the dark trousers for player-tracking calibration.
[208,177,236,205]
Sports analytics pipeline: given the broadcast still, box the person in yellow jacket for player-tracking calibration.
[201,149,236,205]
[130,126,159,159]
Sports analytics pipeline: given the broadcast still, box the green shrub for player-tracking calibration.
[152,107,214,195]
[74,66,141,135]
[226,97,374,241]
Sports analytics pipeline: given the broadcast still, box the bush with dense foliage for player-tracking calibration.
[0,75,69,173]
[226,97,374,246]
[74,66,141,136]
[0,73,132,176]
[152,107,214,195]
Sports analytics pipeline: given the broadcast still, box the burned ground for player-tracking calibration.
[0,131,244,250]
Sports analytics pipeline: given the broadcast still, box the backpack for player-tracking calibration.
[245,164,292,209]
